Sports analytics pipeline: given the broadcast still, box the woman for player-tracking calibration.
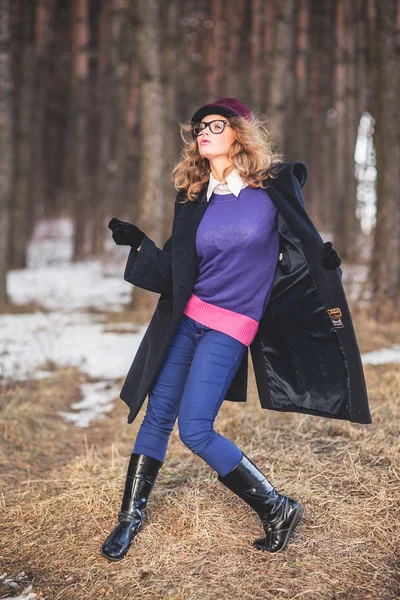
[101,98,371,562]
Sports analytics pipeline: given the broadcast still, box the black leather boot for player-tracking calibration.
[101,453,163,561]
[218,452,304,552]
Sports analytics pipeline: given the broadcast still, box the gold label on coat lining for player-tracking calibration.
[327,307,344,328]
[327,307,342,318]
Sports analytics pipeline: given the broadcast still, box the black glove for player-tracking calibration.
[108,217,145,249]
[321,241,341,270]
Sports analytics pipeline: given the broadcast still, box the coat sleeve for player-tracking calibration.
[122,196,185,295]
[292,166,343,283]
[123,233,172,295]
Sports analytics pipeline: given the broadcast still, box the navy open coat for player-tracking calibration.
[119,161,371,426]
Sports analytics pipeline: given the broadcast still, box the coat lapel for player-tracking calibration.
[173,186,208,247]
[171,186,209,311]
[187,185,209,230]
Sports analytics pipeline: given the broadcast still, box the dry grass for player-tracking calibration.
[1,313,399,600]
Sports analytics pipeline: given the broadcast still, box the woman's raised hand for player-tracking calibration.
[108,217,145,249]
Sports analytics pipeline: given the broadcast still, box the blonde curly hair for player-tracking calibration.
[171,109,284,203]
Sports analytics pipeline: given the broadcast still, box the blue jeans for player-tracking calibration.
[133,313,248,477]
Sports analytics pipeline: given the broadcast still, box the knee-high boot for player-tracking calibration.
[101,452,163,561]
[218,452,304,552]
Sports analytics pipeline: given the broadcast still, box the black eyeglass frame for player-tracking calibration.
[191,119,231,137]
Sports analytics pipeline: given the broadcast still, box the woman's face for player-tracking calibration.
[196,113,236,161]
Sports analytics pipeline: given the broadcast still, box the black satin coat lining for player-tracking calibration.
[271,227,308,300]
[259,227,351,418]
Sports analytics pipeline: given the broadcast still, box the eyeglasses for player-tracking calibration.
[192,119,230,137]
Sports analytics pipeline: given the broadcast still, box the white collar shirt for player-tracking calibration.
[206,168,247,202]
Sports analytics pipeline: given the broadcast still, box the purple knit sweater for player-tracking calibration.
[183,186,280,345]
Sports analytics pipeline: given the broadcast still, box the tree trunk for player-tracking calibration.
[130,0,165,311]
[44,1,70,219]
[307,0,323,224]
[125,53,140,221]
[92,0,127,257]
[10,0,35,269]
[225,0,245,99]
[342,1,361,260]
[261,0,274,113]
[369,0,400,321]
[202,0,224,100]
[161,0,179,238]
[31,0,53,225]
[319,0,338,232]
[333,0,347,257]
[268,0,295,152]
[108,0,132,220]
[289,0,310,165]
[92,0,111,255]
[71,0,90,262]
[0,0,13,303]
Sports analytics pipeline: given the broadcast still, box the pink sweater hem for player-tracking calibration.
[183,293,259,346]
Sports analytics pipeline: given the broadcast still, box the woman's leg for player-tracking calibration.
[132,314,199,461]
[174,319,303,554]
[102,315,199,561]
[177,324,247,477]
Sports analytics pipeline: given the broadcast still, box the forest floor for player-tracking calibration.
[1,221,399,600]
[1,310,399,600]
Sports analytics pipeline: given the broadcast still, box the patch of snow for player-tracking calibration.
[58,380,121,428]
[0,311,146,382]
[33,370,56,379]
[1,218,150,428]
[361,344,400,365]
[0,310,147,427]
[1,218,151,427]
[26,217,73,267]
[7,260,132,312]
[8,217,133,312]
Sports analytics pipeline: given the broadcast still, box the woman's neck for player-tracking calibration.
[209,159,234,183]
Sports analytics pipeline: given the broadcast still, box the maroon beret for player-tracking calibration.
[191,97,253,124]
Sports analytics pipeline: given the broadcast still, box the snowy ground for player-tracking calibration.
[1,218,148,429]
[1,218,399,431]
